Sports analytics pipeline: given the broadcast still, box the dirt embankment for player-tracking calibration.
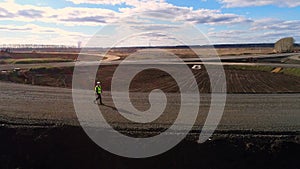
[1,65,300,93]
[0,125,299,169]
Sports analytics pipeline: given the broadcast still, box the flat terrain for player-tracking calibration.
[1,82,299,169]
[1,82,299,133]
[1,48,300,169]
[1,64,300,93]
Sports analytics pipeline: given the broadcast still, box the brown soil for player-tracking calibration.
[0,47,277,61]
[167,47,275,58]
[1,65,300,93]
[0,126,299,169]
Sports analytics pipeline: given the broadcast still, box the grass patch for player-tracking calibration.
[28,65,74,72]
[0,58,73,64]
[281,68,300,77]
[228,65,274,72]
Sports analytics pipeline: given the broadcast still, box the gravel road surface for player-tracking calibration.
[1,53,300,71]
[1,82,299,133]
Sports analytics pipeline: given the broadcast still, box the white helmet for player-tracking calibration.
[97,81,101,84]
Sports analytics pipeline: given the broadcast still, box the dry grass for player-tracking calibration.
[167,47,275,58]
[0,58,73,64]
[105,47,276,60]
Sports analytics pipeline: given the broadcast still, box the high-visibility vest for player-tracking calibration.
[95,85,102,94]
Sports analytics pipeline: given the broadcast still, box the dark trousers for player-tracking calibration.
[96,93,103,104]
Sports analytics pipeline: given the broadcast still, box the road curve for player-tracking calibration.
[1,53,300,71]
[0,82,299,133]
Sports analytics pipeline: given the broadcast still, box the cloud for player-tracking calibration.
[0,1,119,26]
[119,1,252,25]
[0,0,251,27]
[177,9,252,25]
[0,24,89,39]
[219,0,300,8]
[17,9,44,18]
[114,32,179,47]
[0,7,15,18]
[66,0,132,5]
[2,0,298,45]
[0,24,94,46]
[68,0,300,8]
[65,0,162,6]
[251,18,300,31]
[207,30,252,43]
[251,18,300,41]
[130,24,180,31]
[207,18,300,43]
[67,0,126,5]
[56,7,118,26]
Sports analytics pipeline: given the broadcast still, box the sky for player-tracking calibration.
[0,0,299,47]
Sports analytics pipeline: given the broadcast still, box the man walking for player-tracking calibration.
[94,81,103,105]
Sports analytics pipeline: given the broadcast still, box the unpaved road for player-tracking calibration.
[1,52,299,169]
[1,82,299,133]
[1,53,300,71]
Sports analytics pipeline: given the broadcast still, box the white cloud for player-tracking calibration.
[119,1,252,25]
[0,0,251,26]
[0,24,87,36]
[0,0,119,26]
[207,30,251,43]
[2,0,298,45]
[251,18,300,31]
[251,18,300,41]
[0,24,91,45]
[65,0,164,6]
[67,0,129,5]
[207,18,300,43]
[219,0,300,8]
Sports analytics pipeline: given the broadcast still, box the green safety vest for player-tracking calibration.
[95,85,102,94]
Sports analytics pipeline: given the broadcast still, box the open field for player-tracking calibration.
[0,51,79,60]
[167,47,275,58]
[229,65,300,77]
[0,46,279,61]
[1,64,300,93]
[0,51,79,64]
[0,58,73,64]
[105,47,278,60]
[1,47,300,169]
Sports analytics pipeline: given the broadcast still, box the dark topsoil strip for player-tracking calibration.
[0,125,299,169]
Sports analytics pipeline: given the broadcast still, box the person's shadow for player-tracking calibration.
[102,104,140,116]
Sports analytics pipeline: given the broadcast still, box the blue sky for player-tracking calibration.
[0,0,299,46]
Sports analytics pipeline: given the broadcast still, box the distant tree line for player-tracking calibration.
[0,44,76,49]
